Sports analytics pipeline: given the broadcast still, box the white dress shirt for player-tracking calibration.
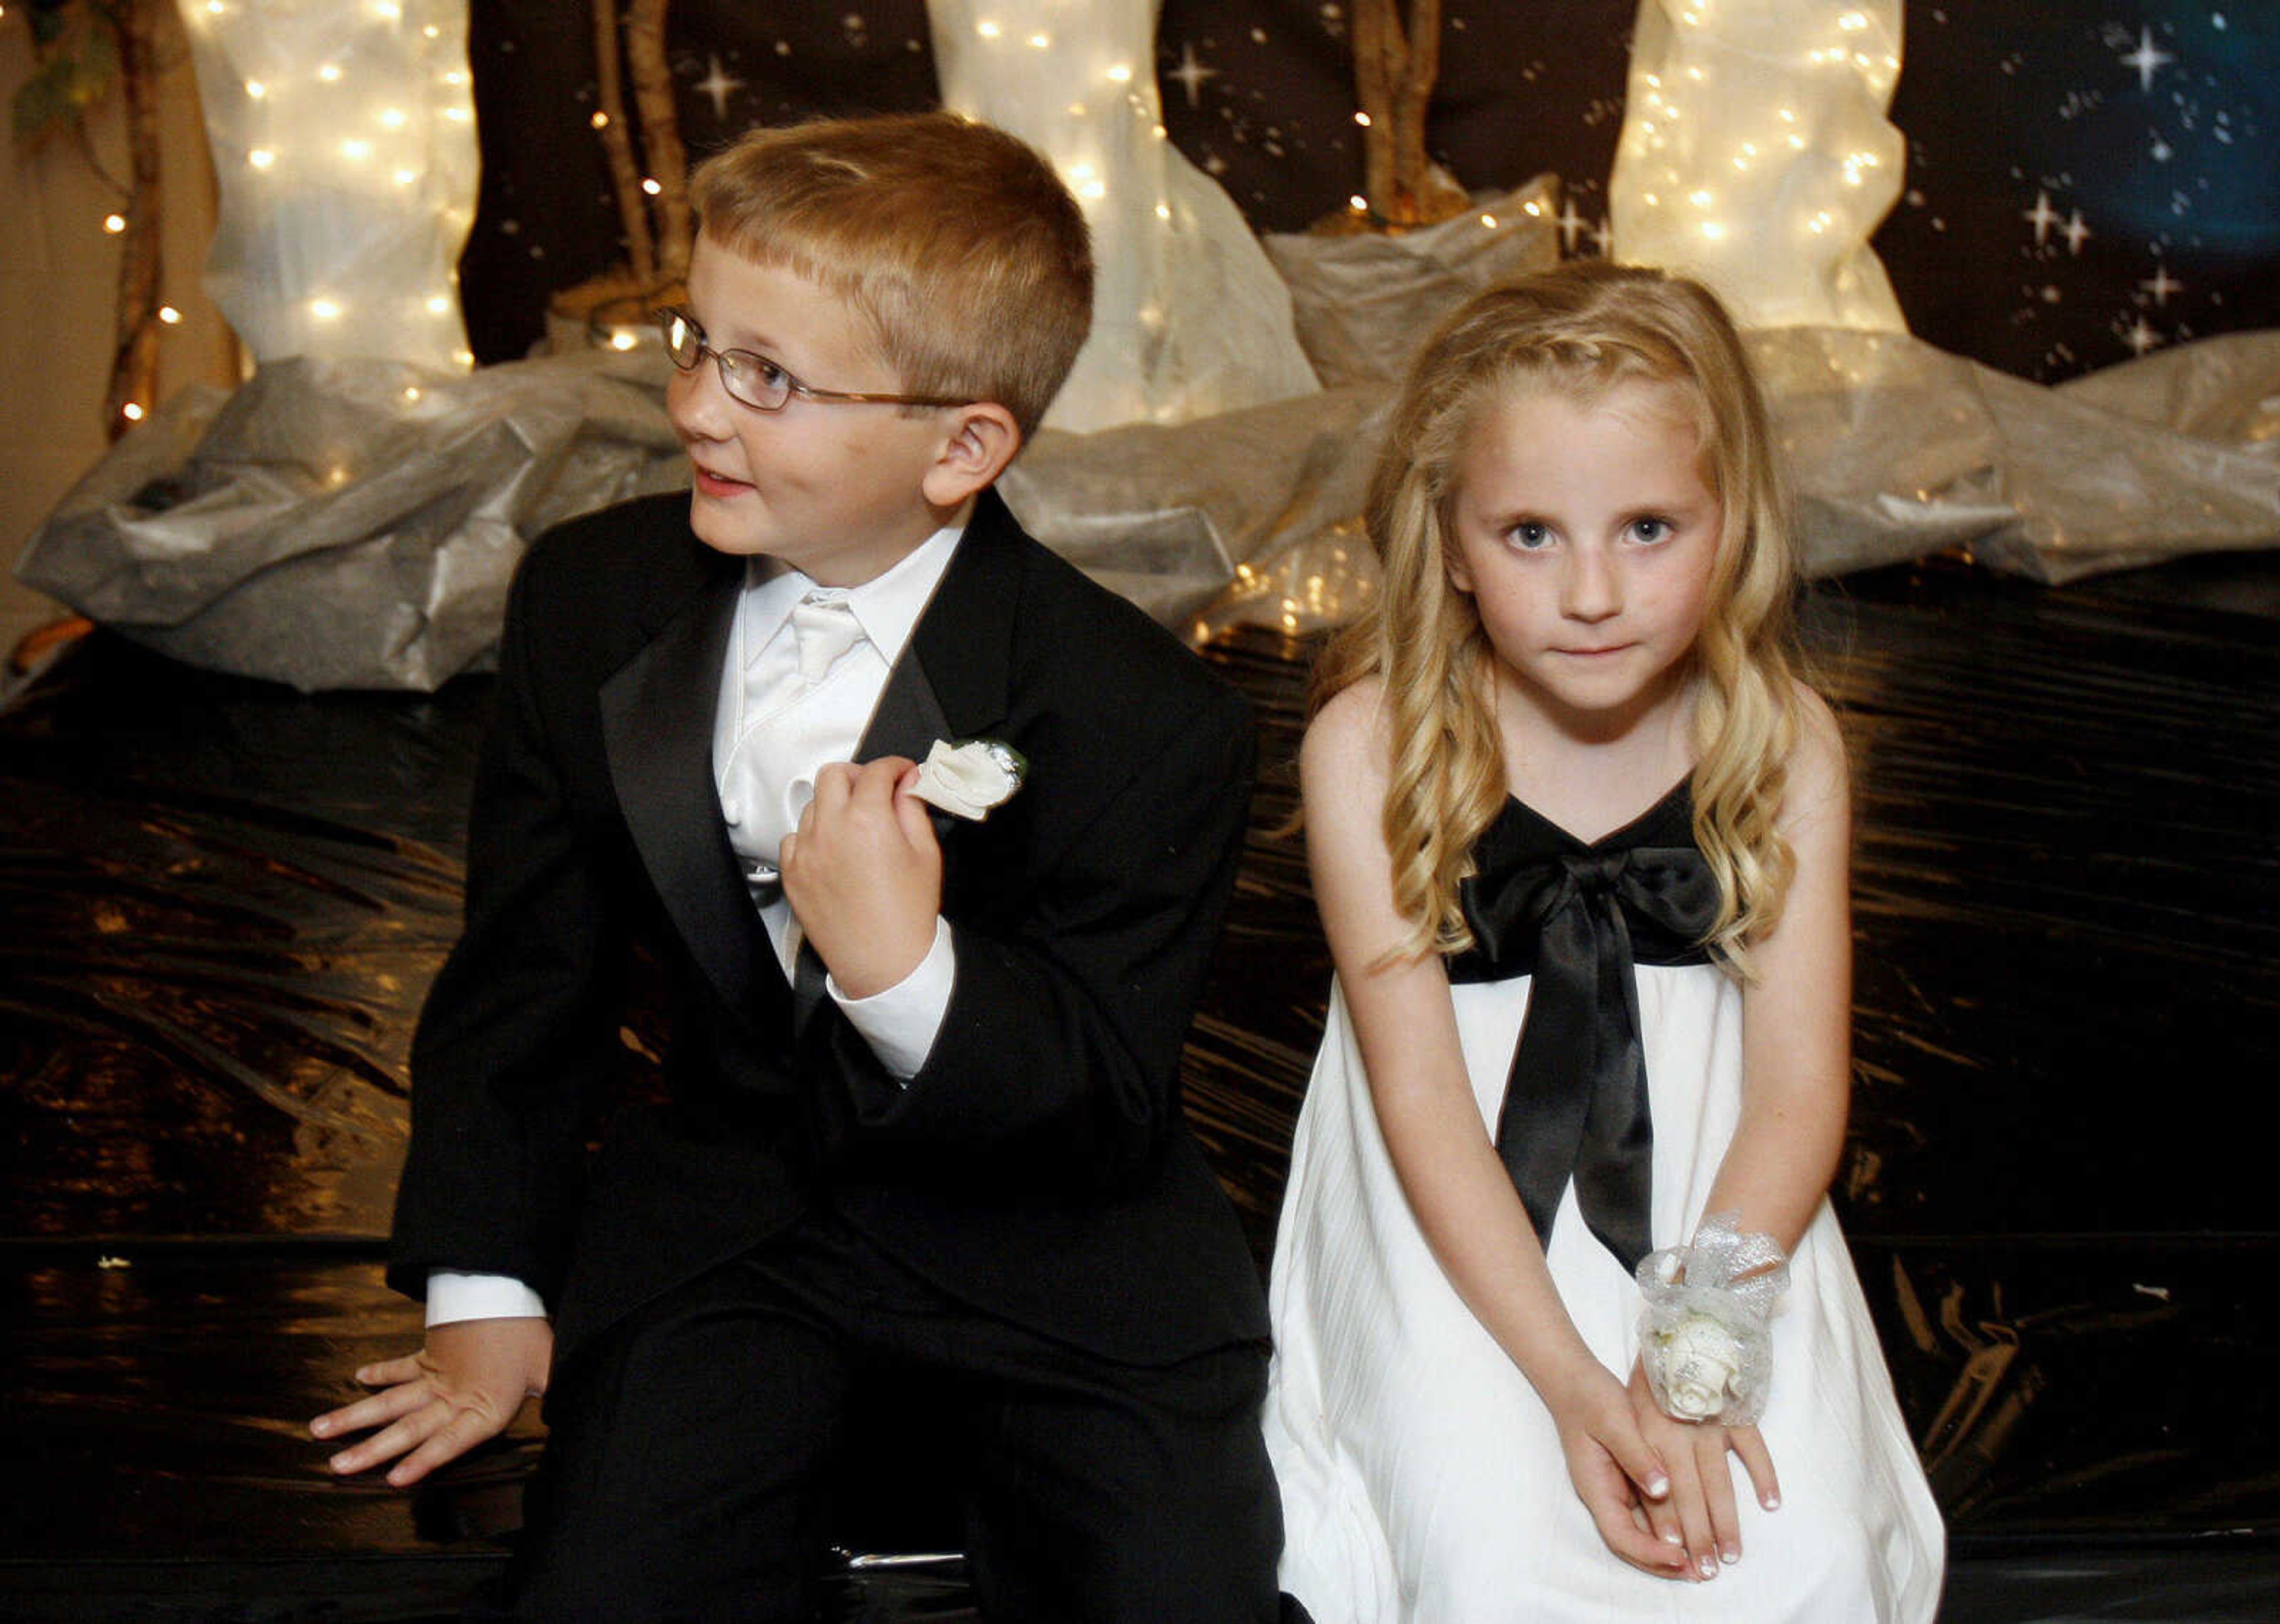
[428,522,966,1328]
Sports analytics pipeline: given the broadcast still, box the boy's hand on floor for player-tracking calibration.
[309,1315,553,1487]
[781,756,943,997]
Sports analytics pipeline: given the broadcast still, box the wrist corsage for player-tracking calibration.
[908,737,1027,821]
[1636,1212,1788,1426]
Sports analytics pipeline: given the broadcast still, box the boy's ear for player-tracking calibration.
[921,402,1022,509]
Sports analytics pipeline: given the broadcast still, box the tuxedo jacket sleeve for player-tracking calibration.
[392,490,1268,1368]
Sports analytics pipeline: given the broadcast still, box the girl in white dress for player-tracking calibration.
[1264,264,1944,1622]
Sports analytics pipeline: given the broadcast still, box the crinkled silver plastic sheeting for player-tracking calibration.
[18,319,2280,693]
[16,349,689,692]
[1033,324,2280,639]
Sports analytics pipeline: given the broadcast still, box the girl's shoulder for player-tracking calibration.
[1302,674,1392,779]
[1776,678,1848,828]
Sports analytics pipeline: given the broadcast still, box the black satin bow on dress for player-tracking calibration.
[1445,782,1721,1274]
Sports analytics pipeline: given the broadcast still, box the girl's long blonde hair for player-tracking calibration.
[1315,262,1807,975]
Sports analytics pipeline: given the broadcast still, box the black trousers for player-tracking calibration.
[484,1210,1285,1623]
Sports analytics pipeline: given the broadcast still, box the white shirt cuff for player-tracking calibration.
[426,1270,549,1327]
[827,915,955,1081]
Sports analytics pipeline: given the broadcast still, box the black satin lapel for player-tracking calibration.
[600,581,788,1036]
[859,490,1024,846]
[858,649,952,768]
[905,488,1021,739]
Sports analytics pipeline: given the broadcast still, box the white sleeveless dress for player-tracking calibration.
[1263,801,1945,1622]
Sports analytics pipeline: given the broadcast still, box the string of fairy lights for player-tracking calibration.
[40,0,1903,441]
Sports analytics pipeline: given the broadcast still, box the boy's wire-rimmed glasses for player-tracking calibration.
[653,307,973,414]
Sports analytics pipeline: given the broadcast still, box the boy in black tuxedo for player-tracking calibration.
[311,112,1282,1622]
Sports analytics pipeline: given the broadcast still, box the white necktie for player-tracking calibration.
[790,594,863,687]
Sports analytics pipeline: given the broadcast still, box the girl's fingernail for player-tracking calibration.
[1646,1475,1670,1498]
[1698,1556,1718,1579]
[1763,1492,1781,1511]
[1721,1546,1740,1565]
[1661,1530,1683,1545]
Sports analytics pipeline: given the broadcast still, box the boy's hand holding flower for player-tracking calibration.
[781,756,942,998]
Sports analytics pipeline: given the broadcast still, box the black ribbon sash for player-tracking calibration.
[1445,781,1721,1273]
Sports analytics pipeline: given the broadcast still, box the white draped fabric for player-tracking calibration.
[1611,0,1908,332]
[178,0,479,371]
[929,0,1322,431]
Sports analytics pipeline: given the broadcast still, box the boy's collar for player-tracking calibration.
[739,519,965,668]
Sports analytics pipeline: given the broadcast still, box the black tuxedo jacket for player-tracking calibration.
[389,489,1269,1369]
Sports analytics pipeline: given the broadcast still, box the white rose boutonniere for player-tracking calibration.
[909,738,1027,821]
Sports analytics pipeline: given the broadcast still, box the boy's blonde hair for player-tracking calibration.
[690,112,1093,440]
[1315,261,1809,975]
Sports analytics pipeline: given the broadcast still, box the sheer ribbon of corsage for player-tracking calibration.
[1636,1213,1790,1426]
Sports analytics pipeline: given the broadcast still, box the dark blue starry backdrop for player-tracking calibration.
[459,1,2276,383]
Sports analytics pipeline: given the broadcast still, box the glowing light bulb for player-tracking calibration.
[641,176,661,195]
[159,306,182,324]
[393,167,418,186]
[426,296,451,315]
[318,64,342,83]
[103,213,127,233]
[249,148,276,169]
[245,80,266,99]
[1479,213,1497,228]
[1354,110,1372,126]
[1027,31,1050,48]
[404,386,422,402]
[311,297,342,320]
[1079,179,1106,201]
[1523,200,1543,216]
[122,402,145,421]
[1106,63,1132,83]
[442,70,468,87]
[1348,194,1367,212]
[1154,202,1171,220]
[379,108,407,129]
[591,112,609,129]
[609,329,638,351]
[341,139,372,160]
[976,19,1001,38]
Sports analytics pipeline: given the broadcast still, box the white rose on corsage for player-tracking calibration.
[908,737,1027,821]
[1655,1314,1746,1422]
